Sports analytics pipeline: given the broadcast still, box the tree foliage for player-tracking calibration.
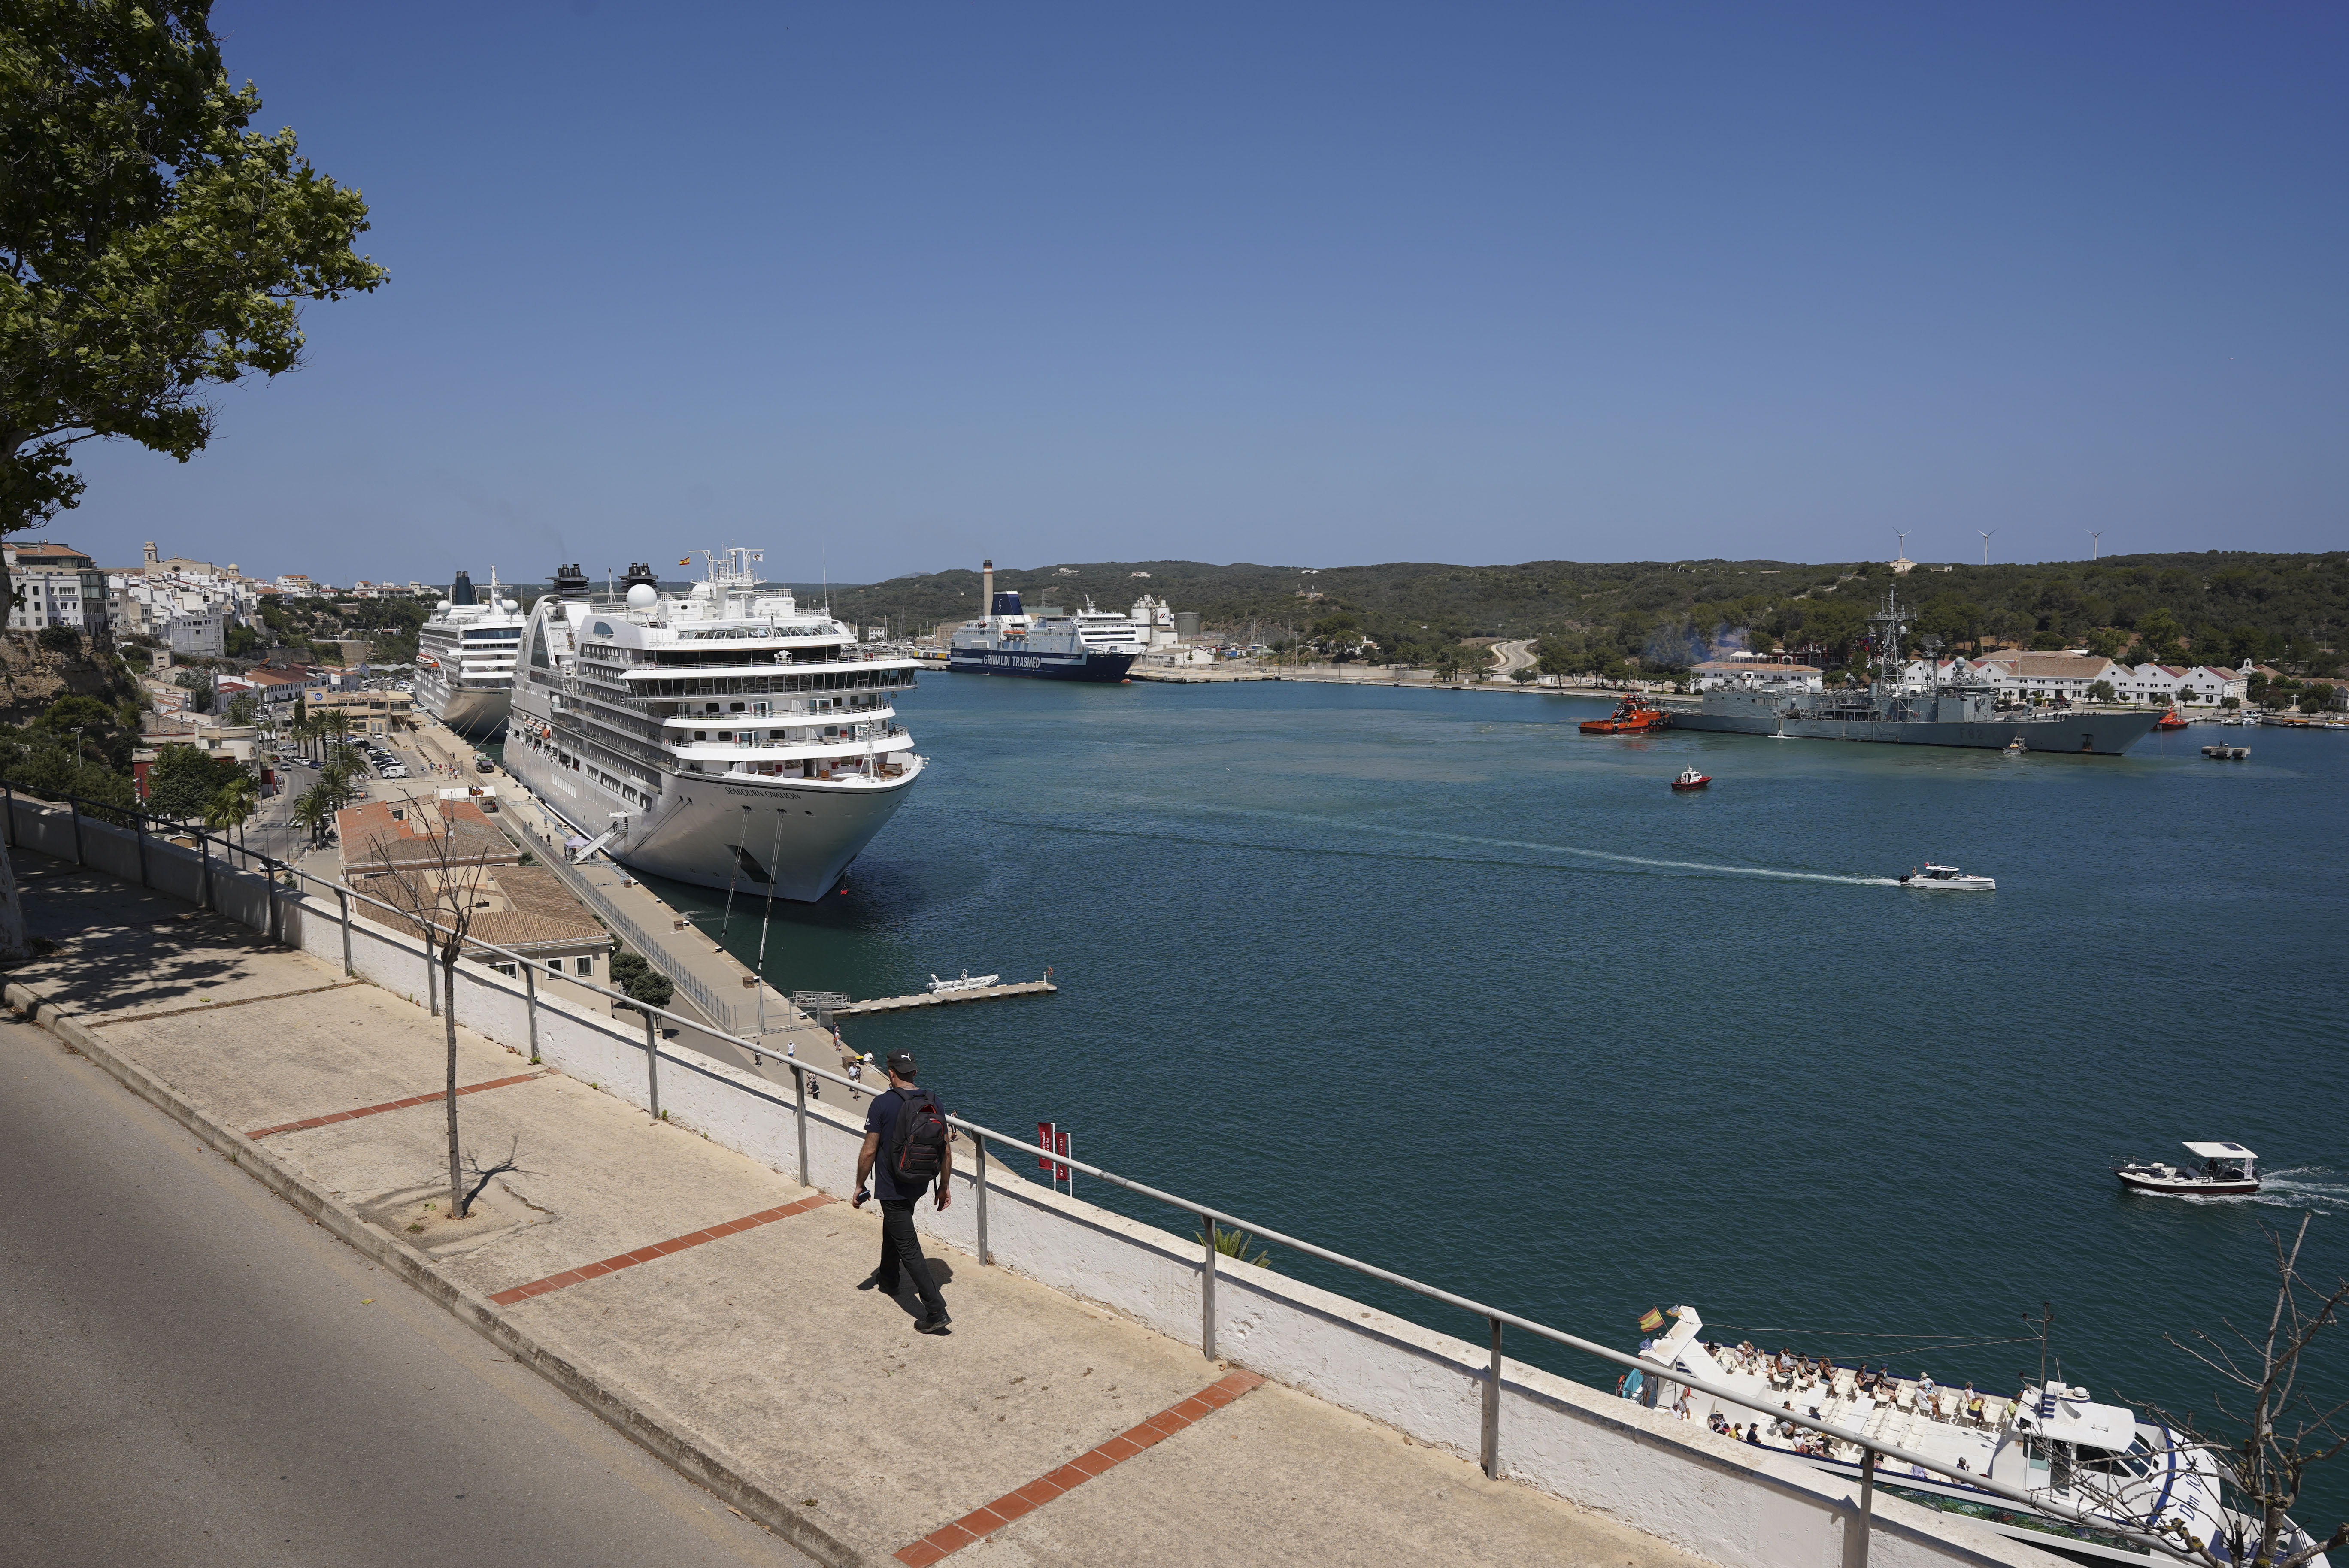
[141,739,241,817]
[0,0,386,533]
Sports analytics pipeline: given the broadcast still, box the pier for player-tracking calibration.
[832,978,1056,1016]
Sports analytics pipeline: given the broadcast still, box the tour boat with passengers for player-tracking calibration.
[2114,1143,2260,1197]
[1900,862,1995,890]
[1632,1305,2330,1568]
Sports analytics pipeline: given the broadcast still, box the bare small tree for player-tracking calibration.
[2137,1215,2349,1568]
[364,792,497,1217]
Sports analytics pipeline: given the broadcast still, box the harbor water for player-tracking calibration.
[639,676,2349,1519]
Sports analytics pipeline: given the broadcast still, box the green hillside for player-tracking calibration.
[825,551,2347,679]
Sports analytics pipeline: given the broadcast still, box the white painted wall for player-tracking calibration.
[9,802,2052,1568]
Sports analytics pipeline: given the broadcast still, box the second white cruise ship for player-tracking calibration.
[415,569,524,737]
[502,551,924,900]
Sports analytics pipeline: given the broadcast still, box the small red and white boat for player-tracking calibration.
[1670,767,1710,791]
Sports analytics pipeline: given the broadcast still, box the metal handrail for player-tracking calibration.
[0,775,2216,1563]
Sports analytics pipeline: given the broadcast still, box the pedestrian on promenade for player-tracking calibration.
[853,1049,953,1333]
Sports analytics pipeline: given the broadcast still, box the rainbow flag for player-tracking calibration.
[1638,1307,1665,1333]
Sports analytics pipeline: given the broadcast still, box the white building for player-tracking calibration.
[1978,654,2131,704]
[1693,657,1824,691]
[2117,663,2187,705]
[2175,665,2248,705]
[4,541,111,635]
[107,539,263,648]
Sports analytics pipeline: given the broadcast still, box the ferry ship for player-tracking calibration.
[503,552,924,900]
[1639,1306,2330,1568]
[947,559,1142,681]
[1666,590,2163,755]
[414,569,524,737]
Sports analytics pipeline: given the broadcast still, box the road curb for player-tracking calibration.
[5,976,886,1568]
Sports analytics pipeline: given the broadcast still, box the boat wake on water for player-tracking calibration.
[2218,1167,2349,1211]
[1013,800,1900,887]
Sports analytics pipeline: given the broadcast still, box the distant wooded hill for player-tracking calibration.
[820,552,2347,677]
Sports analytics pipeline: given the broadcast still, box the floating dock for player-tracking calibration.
[832,980,1056,1016]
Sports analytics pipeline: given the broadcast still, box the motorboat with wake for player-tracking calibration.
[2114,1142,2259,1196]
[1900,862,1994,889]
[1634,1305,2331,1568]
[1671,767,1710,791]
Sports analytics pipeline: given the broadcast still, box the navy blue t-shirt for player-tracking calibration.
[865,1086,943,1201]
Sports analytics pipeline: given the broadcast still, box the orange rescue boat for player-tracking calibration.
[2154,709,2189,731]
[1580,695,1673,735]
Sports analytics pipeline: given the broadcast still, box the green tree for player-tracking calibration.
[2301,682,2342,714]
[200,767,257,854]
[2085,627,2129,660]
[2087,680,2116,704]
[609,950,674,1011]
[290,779,337,845]
[0,0,384,960]
[224,621,261,657]
[142,741,242,818]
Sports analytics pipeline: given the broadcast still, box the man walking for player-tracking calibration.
[853,1049,953,1334]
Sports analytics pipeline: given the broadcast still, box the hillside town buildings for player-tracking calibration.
[3,541,111,636]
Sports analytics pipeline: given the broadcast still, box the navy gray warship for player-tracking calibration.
[1666,590,2162,755]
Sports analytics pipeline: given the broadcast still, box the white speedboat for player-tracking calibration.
[1899,862,1995,889]
[926,971,1000,994]
[2115,1142,2259,1196]
[1636,1306,2329,1568]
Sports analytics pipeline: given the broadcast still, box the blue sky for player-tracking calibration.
[57,2,2349,582]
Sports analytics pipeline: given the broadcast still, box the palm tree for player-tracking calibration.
[291,783,337,847]
[202,772,261,866]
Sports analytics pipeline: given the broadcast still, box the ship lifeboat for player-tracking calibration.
[1671,767,1710,790]
[1580,695,1673,735]
[2154,709,2189,731]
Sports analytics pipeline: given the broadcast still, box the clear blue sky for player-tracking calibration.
[59,1,2349,583]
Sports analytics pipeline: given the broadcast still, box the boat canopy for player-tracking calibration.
[2182,1141,2256,1160]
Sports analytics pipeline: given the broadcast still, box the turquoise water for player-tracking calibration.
[642,676,2349,1514]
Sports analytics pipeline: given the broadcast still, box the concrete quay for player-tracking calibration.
[0,852,1720,1568]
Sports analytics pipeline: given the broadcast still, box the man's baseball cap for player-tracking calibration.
[885,1050,918,1077]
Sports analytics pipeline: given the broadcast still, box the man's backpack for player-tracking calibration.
[889,1087,948,1191]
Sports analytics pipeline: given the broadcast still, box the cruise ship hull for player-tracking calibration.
[421,681,511,739]
[506,742,917,901]
[947,646,1137,681]
[1666,693,2163,754]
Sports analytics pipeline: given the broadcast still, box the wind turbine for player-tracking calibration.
[1979,530,1996,566]
[2085,530,2101,561]
[1895,529,1910,560]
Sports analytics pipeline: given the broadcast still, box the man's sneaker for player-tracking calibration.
[857,1272,887,1292]
[916,1311,952,1335]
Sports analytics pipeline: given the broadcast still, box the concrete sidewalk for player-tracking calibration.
[5,853,1706,1568]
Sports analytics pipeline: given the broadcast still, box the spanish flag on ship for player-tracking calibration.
[1637,1307,1664,1333]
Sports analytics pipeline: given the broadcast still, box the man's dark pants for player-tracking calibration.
[876,1198,948,1320]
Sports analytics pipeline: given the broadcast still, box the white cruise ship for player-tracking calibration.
[503,551,924,900]
[415,569,524,737]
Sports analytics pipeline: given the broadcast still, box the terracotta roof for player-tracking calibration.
[1989,654,2118,679]
[337,798,517,878]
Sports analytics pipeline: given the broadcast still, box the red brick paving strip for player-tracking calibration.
[486,1193,835,1306]
[892,1370,1267,1565]
[245,1071,548,1138]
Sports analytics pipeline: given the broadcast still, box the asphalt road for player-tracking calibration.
[0,1017,814,1568]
